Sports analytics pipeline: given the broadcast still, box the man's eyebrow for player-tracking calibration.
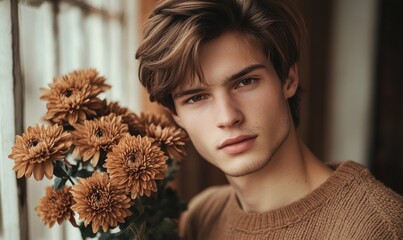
[173,64,266,99]
[173,88,204,99]
[226,64,266,83]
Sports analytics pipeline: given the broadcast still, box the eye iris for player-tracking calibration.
[243,79,252,85]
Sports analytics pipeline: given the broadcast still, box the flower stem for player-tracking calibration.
[139,223,147,240]
[137,198,144,214]
[55,162,75,185]
[66,176,75,185]
[135,199,148,240]
[127,222,138,237]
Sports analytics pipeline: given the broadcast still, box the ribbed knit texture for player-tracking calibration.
[184,161,403,239]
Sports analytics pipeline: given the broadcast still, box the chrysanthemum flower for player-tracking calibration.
[35,186,75,227]
[40,69,110,126]
[146,124,188,161]
[71,113,129,167]
[134,112,172,135]
[101,101,139,134]
[8,124,72,180]
[70,172,132,233]
[104,135,168,198]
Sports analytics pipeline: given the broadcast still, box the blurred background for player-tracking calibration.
[0,0,402,239]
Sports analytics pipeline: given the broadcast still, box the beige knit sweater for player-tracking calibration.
[184,161,403,239]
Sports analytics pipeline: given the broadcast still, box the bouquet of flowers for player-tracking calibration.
[8,69,188,240]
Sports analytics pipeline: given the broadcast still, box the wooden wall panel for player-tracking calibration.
[372,0,403,194]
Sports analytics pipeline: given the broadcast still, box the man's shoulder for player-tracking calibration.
[184,185,232,234]
[358,168,403,228]
[343,161,402,211]
[328,161,401,205]
[187,185,232,214]
[327,161,403,239]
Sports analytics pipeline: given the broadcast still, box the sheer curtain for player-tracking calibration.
[18,0,141,239]
[0,1,21,239]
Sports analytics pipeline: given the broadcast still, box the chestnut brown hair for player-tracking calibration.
[136,0,305,126]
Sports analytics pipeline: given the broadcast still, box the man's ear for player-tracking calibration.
[283,64,299,99]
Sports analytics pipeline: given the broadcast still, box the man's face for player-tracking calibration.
[172,32,298,177]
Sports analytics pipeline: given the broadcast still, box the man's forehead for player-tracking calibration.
[177,78,205,90]
[174,70,207,91]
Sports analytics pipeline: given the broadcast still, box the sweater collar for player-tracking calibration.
[227,161,368,230]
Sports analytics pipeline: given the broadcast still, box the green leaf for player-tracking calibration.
[67,163,79,176]
[98,232,113,240]
[99,226,138,240]
[53,161,68,178]
[75,169,93,178]
[79,222,97,239]
[54,177,67,191]
[119,207,140,230]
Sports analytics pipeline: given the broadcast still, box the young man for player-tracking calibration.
[136,0,403,239]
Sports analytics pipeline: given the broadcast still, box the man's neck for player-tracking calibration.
[226,136,333,213]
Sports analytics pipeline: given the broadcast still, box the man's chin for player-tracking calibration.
[223,160,269,178]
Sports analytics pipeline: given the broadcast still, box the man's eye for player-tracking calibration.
[185,94,207,104]
[236,78,256,88]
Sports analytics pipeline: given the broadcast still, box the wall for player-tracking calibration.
[325,0,378,165]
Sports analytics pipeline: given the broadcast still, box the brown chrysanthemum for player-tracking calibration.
[134,112,172,135]
[146,124,188,161]
[104,135,168,199]
[71,113,129,167]
[40,68,111,126]
[70,172,132,233]
[35,186,75,227]
[8,124,72,180]
[101,101,140,134]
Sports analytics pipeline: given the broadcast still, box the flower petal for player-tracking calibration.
[44,160,54,179]
[33,164,44,181]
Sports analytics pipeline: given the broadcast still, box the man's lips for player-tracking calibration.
[218,135,257,155]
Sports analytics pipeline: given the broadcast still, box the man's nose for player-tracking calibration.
[215,94,244,129]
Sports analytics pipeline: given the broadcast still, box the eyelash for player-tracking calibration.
[235,77,257,89]
[183,77,258,104]
[184,94,208,104]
